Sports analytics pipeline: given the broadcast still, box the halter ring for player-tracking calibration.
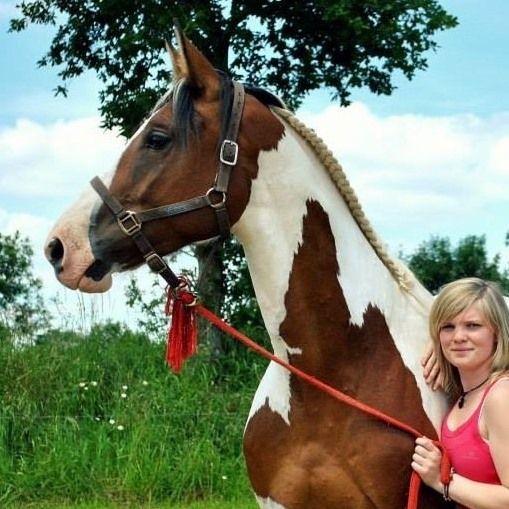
[206,188,227,209]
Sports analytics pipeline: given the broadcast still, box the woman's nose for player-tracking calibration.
[452,327,466,341]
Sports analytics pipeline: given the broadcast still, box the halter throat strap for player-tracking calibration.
[90,81,245,289]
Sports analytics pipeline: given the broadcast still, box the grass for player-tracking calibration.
[6,500,258,509]
[0,323,267,507]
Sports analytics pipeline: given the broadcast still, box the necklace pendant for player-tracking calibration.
[457,376,490,410]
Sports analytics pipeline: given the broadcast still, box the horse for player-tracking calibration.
[45,26,450,509]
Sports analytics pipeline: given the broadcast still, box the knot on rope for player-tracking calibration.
[165,279,198,373]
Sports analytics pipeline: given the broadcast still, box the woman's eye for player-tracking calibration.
[441,324,454,331]
[145,130,171,150]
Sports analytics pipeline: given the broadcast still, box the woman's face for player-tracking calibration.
[439,302,497,375]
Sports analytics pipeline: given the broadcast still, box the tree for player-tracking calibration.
[10,1,458,136]
[10,1,457,350]
[0,232,49,340]
[405,234,509,294]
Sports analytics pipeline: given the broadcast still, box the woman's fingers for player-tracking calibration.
[412,437,443,491]
[421,343,443,390]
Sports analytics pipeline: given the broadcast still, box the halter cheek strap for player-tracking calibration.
[90,176,180,288]
[90,81,245,289]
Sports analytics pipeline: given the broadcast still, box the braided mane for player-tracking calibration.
[273,107,414,292]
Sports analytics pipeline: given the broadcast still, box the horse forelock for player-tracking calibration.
[144,73,236,152]
[146,74,286,154]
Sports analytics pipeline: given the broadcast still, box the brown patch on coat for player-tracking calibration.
[244,201,448,509]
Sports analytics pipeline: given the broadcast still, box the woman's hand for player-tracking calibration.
[411,436,443,492]
[421,341,443,391]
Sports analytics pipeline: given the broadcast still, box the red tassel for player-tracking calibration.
[165,288,198,373]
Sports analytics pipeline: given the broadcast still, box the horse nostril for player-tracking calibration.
[45,237,64,274]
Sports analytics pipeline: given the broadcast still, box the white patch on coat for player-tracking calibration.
[246,337,301,426]
[46,165,118,291]
[255,495,288,509]
[233,115,447,432]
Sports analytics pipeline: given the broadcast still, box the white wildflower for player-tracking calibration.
[117,425,125,431]
[121,393,127,399]
[109,419,115,425]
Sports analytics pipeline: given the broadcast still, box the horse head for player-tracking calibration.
[45,25,284,292]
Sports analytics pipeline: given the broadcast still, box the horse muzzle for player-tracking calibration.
[44,232,113,293]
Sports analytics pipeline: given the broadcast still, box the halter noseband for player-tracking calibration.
[90,81,246,289]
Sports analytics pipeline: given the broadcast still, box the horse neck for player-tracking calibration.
[232,117,445,429]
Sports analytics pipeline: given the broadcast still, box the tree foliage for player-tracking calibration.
[0,231,48,339]
[405,234,509,294]
[10,0,457,136]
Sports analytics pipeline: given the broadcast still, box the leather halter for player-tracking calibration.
[90,80,246,289]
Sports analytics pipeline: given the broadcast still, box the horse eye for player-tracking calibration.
[145,130,171,150]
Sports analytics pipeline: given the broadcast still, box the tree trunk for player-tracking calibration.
[195,240,226,356]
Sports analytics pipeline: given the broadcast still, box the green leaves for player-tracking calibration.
[405,234,509,294]
[10,0,457,135]
[0,232,48,341]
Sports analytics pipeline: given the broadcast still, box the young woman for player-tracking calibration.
[412,277,509,508]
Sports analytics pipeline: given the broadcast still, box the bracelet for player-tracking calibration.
[442,467,455,501]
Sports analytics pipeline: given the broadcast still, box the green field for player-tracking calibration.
[7,500,258,509]
[0,323,267,508]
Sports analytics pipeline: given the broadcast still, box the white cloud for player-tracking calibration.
[0,117,125,199]
[299,102,509,253]
[488,135,509,174]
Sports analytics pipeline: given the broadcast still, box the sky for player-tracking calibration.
[1,1,508,328]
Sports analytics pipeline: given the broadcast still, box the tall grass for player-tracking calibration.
[0,323,266,507]
[7,500,257,509]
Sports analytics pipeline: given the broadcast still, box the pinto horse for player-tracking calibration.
[45,27,449,509]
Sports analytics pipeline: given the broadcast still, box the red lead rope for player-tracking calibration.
[165,288,452,509]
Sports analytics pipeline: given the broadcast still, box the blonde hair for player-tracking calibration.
[429,277,509,397]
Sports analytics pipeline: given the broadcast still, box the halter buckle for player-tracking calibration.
[220,139,238,166]
[118,211,141,236]
[145,253,168,274]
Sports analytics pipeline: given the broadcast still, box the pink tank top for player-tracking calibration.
[441,381,504,485]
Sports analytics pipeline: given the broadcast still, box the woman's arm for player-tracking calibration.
[483,381,509,487]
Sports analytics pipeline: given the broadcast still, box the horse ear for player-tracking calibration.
[167,21,221,100]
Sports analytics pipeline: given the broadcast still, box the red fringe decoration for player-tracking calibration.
[165,288,198,373]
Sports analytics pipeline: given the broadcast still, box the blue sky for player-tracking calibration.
[1,1,508,324]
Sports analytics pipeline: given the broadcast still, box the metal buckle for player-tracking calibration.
[145,253,167,274]
[220,139,238,166]
[118,211,141,236]
[206,188,227,209]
